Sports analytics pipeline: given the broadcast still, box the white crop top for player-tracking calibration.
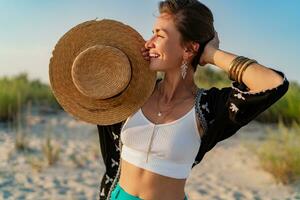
[120,105,201,179]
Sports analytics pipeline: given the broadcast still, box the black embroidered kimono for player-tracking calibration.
[96,70,289,200]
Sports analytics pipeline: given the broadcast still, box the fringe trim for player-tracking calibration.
[195,88,208,134]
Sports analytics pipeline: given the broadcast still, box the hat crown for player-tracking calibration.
[71,45,131,99]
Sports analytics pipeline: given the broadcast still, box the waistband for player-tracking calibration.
[110,183,188,200]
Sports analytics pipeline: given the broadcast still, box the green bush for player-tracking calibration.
[257,82,300,124]
[0,74,28,120]
[195,65,230,88]
[0,73,60,121]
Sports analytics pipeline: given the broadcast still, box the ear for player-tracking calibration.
[183,42,200,61]
[191,42,200,53]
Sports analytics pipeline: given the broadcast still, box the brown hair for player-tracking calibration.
[159,0,215,71]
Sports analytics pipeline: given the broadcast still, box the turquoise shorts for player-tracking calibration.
[110,183,188,200]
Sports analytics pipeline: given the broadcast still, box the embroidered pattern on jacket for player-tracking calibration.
[201,102,210,113]
[115,144,120,152]
[112,131,119,140]
[229,103,239,113]
[234,93,245,100]
[111,158,118,168]
[105,175,113,184]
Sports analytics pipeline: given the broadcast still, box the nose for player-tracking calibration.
[145,36,155,49]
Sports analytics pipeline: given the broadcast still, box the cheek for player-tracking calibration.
[163,45,183,65]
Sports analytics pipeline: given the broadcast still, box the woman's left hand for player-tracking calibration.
[199,31,220,66]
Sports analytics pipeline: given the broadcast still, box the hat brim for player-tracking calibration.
[49,20,156,125]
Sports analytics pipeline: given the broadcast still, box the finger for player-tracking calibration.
[141,47,150,53]
[141,47,148,51]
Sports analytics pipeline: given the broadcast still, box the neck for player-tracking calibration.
[158,69,197,105]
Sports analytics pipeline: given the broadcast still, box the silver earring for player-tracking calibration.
[180,61,188,79]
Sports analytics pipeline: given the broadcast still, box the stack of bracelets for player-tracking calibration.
[228,56,257,84]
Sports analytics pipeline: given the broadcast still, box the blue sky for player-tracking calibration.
[0,0,299,84]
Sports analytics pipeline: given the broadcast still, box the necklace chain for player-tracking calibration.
[156,83,196,117]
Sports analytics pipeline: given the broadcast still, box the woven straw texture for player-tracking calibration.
[49,19,156,125]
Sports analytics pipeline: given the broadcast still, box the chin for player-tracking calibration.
[148,62,161,71]
[149,60,168,72]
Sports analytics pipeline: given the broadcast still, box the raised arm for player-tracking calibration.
[199,32,284,92]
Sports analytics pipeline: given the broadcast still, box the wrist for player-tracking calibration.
[209,48,219,65]
[199,46,218,66]
[204,47,218,65]
[213,49,238,72]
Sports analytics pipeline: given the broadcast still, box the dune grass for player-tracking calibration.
[0,73,60,121]
[39,123,61,166]
[13,106,30,152]
[0,69,299,124]
[253,121,300,184]
[42,134,61,166]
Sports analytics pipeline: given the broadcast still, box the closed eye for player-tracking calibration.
[152,30,166,38]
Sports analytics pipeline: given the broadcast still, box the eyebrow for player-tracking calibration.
[152,28,168,35]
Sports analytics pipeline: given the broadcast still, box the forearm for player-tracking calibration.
[210,49,284,92]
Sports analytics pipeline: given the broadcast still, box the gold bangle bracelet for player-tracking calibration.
[234,58,249,82]
[237,64,248,84]
[228,56,246,81]
[229,56,244,73]
[231,57,249,81]
[228,56,240,74]
[238,59,257,84]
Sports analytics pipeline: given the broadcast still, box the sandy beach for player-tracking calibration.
[0,109,299,200]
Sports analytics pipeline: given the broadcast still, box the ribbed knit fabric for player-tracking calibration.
[120,105,201,179]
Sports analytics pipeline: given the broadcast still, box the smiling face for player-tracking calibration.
[145,13,186,72]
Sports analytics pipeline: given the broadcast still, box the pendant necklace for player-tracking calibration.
[156,83,190,117]
[156,84,185,117]
[156,83,162,117]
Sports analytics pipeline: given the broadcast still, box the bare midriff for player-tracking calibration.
[119,159,187,200]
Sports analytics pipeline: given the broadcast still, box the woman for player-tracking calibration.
[97,1,289,200]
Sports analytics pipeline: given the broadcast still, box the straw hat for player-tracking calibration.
[49,19,156,125]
